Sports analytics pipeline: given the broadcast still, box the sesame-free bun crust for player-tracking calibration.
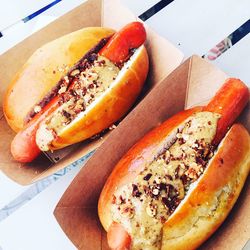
[98,111,250,249]
[98,107,202,231]
[3,27,115,132]
[162,124,250,249]
[46,45,149,150]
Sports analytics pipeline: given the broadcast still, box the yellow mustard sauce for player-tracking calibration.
[111,111,220,250]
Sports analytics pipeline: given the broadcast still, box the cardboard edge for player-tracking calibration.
[101,0,104,26]
[184,56,194,109]
[54,206,104,250]
[30,145,96,184]
[184,56,228,109]
[145,25,184,85]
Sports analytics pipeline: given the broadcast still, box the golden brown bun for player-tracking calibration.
[3,27,115,132]
[98,110,250,248]
[47,45,149,150]
[162,124,250,250]
[98,107,202,231]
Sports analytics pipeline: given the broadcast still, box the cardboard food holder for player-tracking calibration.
[0,0,183,185]
[54,55,250,250]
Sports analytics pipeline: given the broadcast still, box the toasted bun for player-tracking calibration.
[98,114,249,248]
[3,27,115,132]
[42,45,149,150]
[162,124,250,249]
[98,107,202,231]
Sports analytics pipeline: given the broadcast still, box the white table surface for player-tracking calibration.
[0,166,80,250]
[0,0,52,31]
[0,0,249,249]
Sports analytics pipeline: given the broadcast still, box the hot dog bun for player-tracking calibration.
[98,79,249,250]
[37,45,149,150]
[3,27,115,132]
[99,113,250,249]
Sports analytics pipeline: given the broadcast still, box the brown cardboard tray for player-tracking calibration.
[54,55,250,250]
[0,0,183,185]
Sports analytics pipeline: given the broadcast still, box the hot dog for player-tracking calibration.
[98,78,250,250]
[4,22,149,163]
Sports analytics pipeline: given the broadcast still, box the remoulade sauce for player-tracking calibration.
[111,111,220,250]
